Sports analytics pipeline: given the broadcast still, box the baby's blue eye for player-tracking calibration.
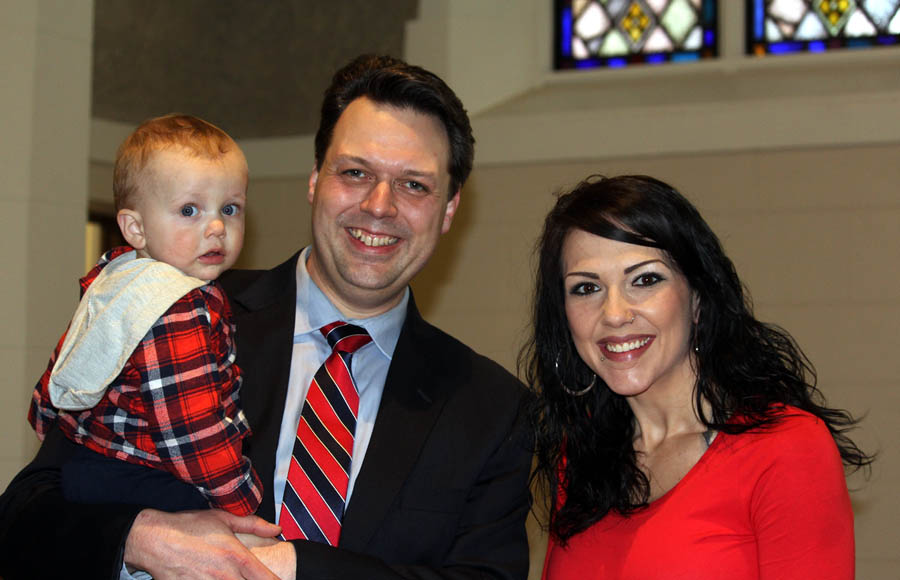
[222,204,238,216]
[180,205,198,217]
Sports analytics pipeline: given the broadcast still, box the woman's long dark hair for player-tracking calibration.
[521,175,873,543]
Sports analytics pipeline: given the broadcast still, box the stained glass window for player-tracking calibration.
[555,0,718,69]
[748,0,900,55]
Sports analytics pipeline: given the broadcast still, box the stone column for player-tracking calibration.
[0,0,93,487]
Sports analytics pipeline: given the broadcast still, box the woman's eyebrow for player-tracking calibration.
[624,259,663,274]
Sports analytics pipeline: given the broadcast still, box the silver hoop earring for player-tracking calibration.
[554,351,596,396]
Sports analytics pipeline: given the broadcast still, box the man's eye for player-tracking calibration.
[180,205,198,217]
[343,169,365,178]
[634,272,663,287]
[222,204,239,216]
[405,181,427,193]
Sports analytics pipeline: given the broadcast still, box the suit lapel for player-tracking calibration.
[224,252,300,522]
[339,298,448,551]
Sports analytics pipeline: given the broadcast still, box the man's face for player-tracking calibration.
[307,96,460,317]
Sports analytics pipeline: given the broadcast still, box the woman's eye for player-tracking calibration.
[221,204,239,216]
[180,205,198,217]
[634,272,664,287]
[569,282,600,296]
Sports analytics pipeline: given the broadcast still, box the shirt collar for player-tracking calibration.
[294,246,407,360]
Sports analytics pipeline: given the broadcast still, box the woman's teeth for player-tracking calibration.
[605,337,650,353]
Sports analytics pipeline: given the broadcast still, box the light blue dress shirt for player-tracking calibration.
[272,247,408,520]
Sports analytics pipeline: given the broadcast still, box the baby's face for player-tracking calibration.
[131,147,247,280]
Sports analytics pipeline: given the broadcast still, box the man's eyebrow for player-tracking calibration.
[331,155,437,179]
[332,154,371,166]
[624,259,663,274]
[403,169,437,178]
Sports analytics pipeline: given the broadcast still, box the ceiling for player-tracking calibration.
[92,0,419,139]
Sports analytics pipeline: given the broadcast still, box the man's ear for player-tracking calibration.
[307,165,319,205]
[441,190,462,234]
[116,209,146,250]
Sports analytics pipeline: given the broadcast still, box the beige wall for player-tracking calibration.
[4,0,898,577]
[92,142,900,577]
[209,142,900,577]
[0,1,93,490]
[437,145,899,578]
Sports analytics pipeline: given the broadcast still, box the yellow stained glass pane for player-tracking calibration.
[815,0,856,35]
[622,1,652,44]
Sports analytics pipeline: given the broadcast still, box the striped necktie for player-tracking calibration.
[278,321,372,545]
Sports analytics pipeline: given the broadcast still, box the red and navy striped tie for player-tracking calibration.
[278,321,372,545]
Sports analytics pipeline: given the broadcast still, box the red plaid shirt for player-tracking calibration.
[29,247,262,516]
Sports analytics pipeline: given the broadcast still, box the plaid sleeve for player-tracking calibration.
[132,285,262,516]
[28,331,67,440]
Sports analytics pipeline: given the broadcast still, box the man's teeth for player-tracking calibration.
[605,337,650,353]
[350,229,398,247]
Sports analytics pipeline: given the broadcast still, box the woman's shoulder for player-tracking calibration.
[726,405,837,459]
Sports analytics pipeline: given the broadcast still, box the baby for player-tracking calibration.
[29,114,261,516]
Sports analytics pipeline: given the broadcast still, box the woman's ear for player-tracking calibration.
[116,209,146,250]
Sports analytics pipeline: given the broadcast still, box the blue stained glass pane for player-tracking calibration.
[768,41,806,54]
[561,8,573,57]
[554,0,717,70]
[575,58,601,68]
[749,1,900,56]
[671,52,700,62]
[753,0,764,40]
[808,41,827,52]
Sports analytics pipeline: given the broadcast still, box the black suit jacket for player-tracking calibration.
[0,252,533,580]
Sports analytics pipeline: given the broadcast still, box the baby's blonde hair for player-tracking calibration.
[113,114,242,210]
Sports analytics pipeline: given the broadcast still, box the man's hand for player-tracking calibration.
[124,508,282,580]
[236,535,297,580]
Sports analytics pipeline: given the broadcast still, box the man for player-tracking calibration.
[0,55,532,580]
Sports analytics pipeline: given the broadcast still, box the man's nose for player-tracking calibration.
[360,180,398,218]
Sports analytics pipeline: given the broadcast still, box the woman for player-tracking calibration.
[523,175,872,579]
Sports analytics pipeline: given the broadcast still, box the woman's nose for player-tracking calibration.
[602,288,634,326]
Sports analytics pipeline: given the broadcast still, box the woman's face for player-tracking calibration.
[562,228,697,399]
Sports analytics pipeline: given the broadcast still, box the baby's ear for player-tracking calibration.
[116,209,146,250]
